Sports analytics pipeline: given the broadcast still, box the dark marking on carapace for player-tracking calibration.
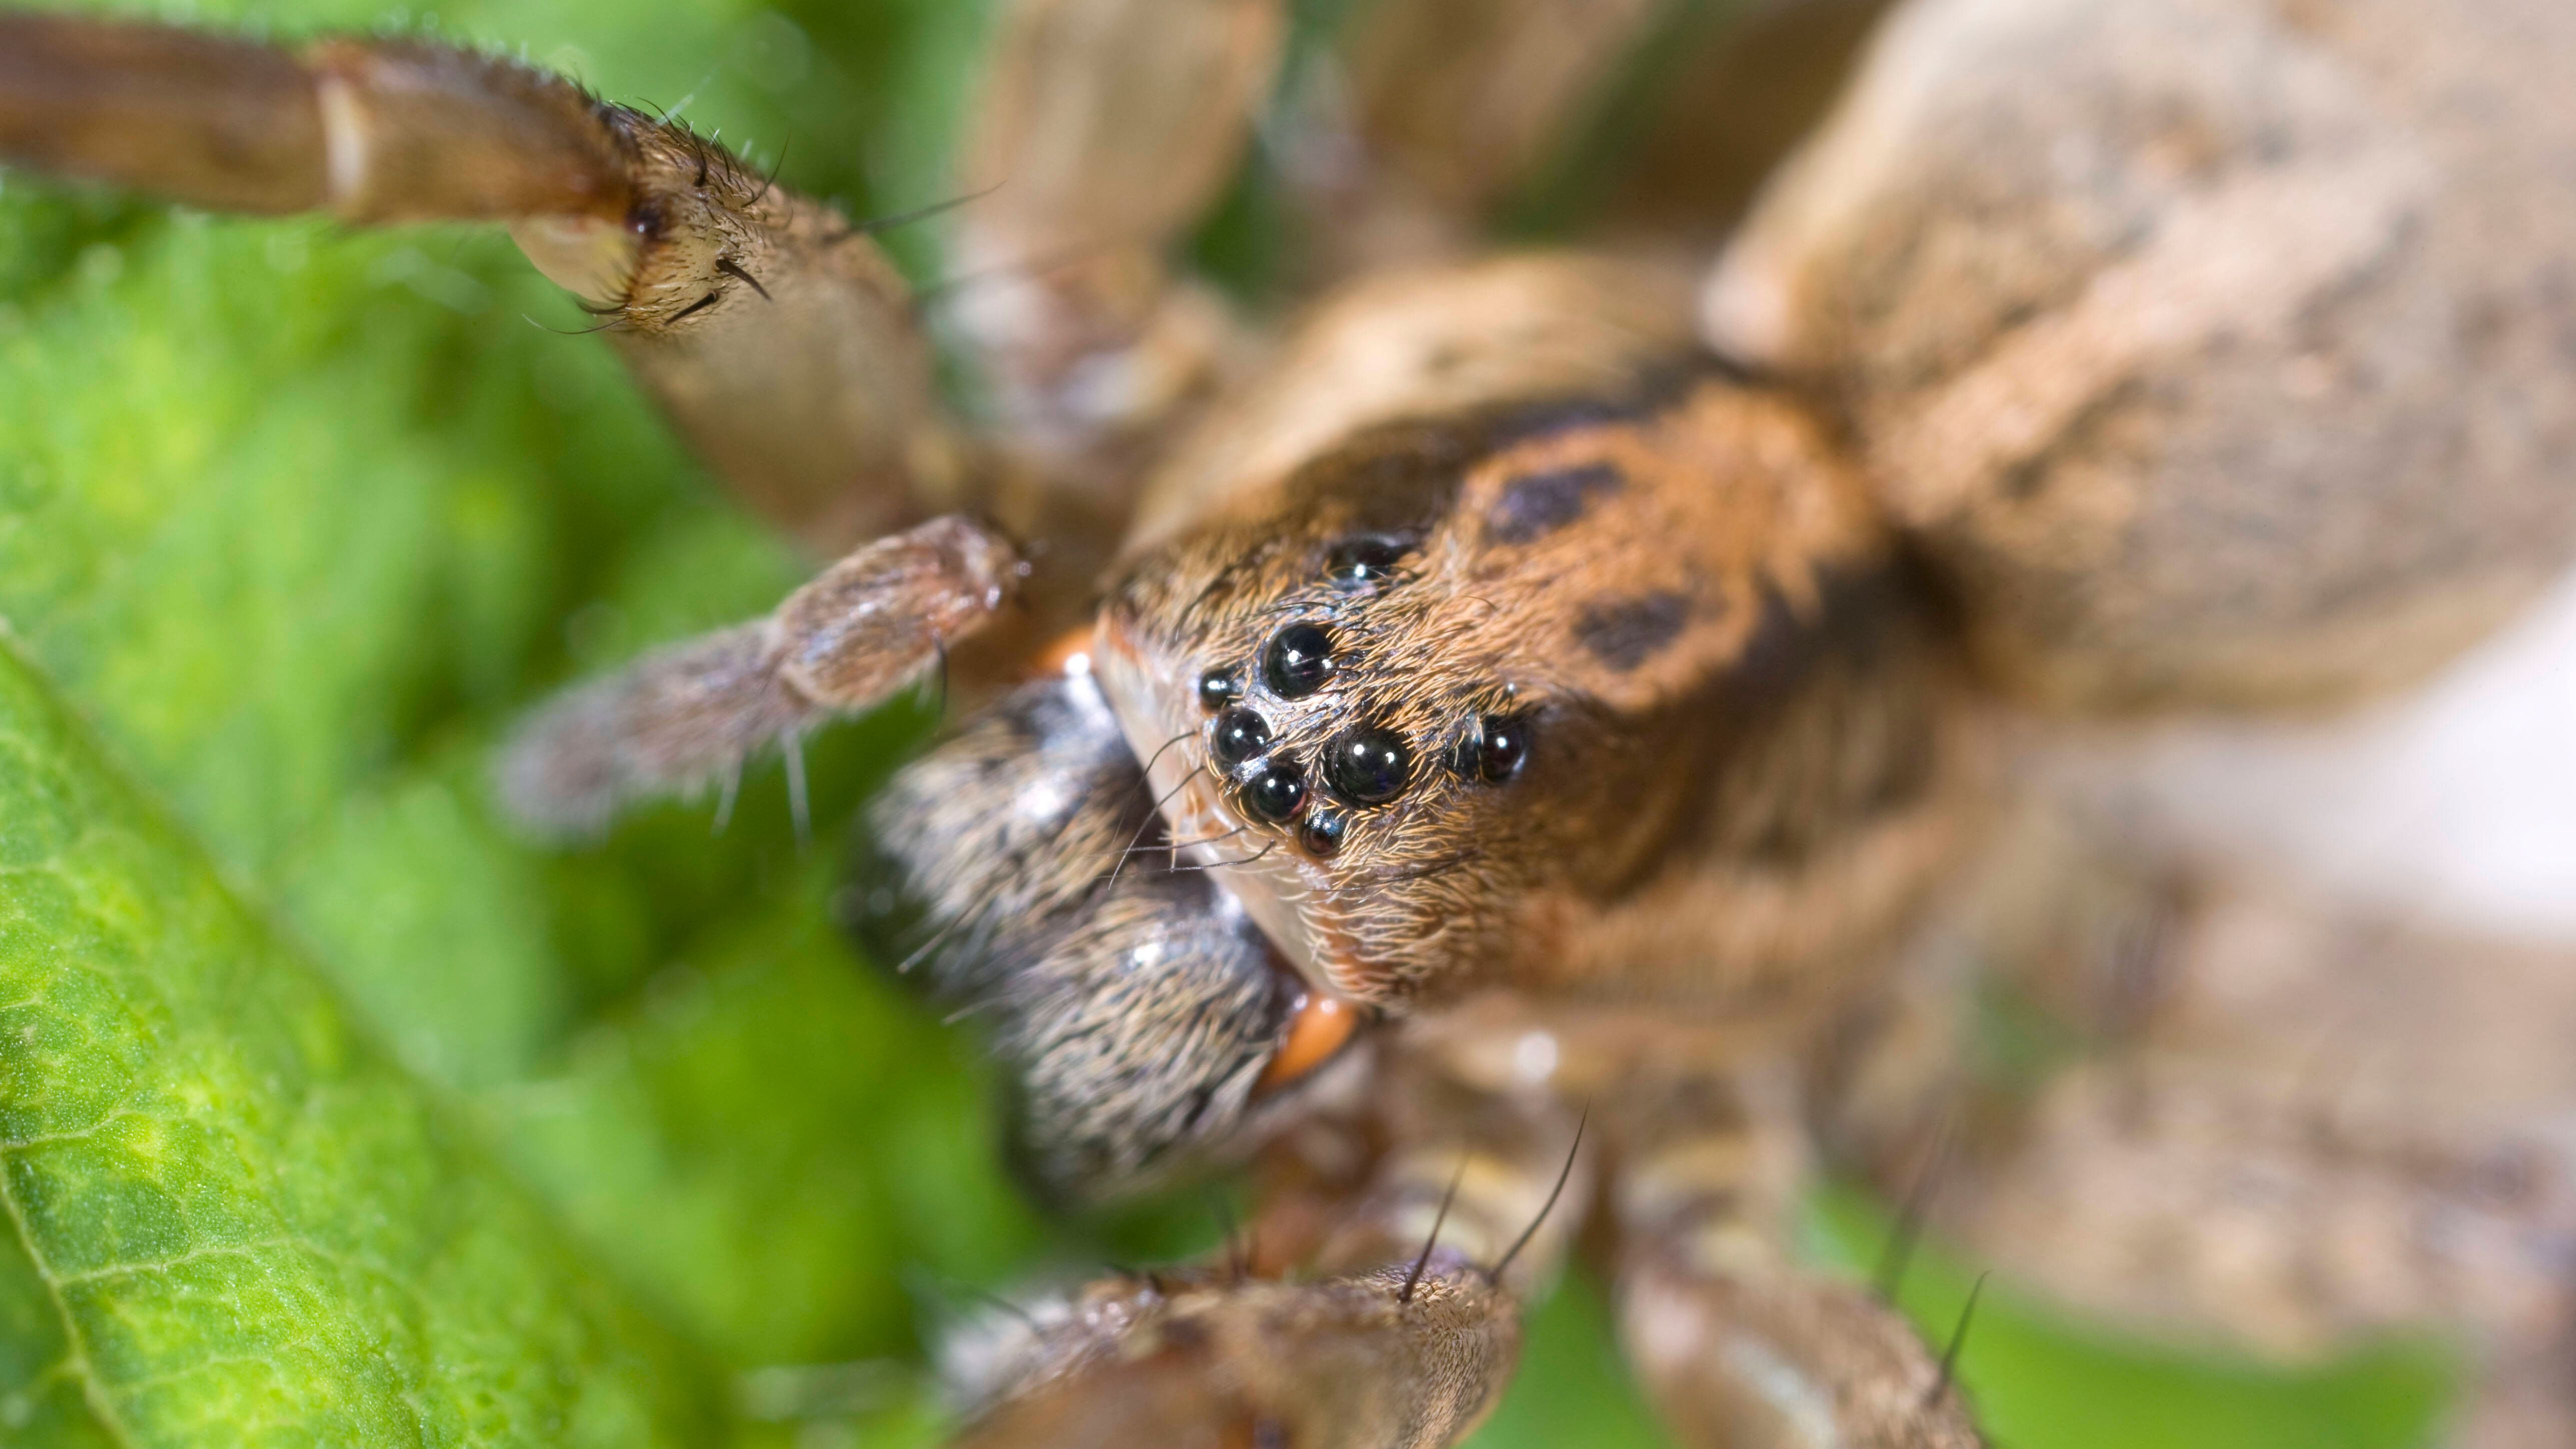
[1484,461,1625,545]
[1731,565,1910,703]
[1157,1314,1211,1353]
[1577,592,1692,670]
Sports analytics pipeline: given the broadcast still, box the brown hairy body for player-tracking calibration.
[6,0,2574,1445]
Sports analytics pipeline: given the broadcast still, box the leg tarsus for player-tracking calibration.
[951,1265,1516,1449]
[499,516,1018,835]
[768,518,1020,708]
[947,1058,1591,1449]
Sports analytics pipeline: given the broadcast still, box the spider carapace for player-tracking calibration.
[7,0,2576,1444]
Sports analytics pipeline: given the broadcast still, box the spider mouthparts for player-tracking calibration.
[1254,986,1358,1096]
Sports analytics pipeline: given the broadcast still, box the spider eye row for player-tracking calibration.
[1194,608,1529,858]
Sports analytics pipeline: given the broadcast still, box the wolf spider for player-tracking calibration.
[7,0,2576,1444]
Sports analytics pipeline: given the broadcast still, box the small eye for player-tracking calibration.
[1240,759,1309,823]
[1323,724,1412,806]
[1325,535,1410,591]
[1298,810,1348,857]
[1262,622,1338,698]
[1209,707,1271,767]
[1197,668,1240,711]
[1453,713,1530,784]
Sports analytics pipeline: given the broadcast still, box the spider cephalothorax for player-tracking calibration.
[838,352,1976,1203]
[1095,366,1967,1022]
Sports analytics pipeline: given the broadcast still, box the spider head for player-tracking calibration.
[1095,394,1672,1015]
[1095,374,1934,1033]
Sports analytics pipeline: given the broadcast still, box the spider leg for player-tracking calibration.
[1940,1060,2576,1449]
[1288,0,1913,278]
[948,1053,1592,1449]
[1609,1067,1984,1449]
[0,10,962,550]
[848,671,1321,1202]
[498,516,1018,834]
[1288,0,1667,272]
[2009,915,2576,1446]
[946,1262,1513,1449]
[1707,0,2576,711]
[1827,804,2576,1449]
[944,0,1283,488]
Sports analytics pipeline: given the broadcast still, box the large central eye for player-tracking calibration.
[1262,623,1337,698]
[1323,724,1412,805]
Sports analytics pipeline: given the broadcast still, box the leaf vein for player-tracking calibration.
[0,1150,147,1449]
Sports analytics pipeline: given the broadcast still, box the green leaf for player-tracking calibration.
[0,4,1036,1442]
[0,639,724,1444]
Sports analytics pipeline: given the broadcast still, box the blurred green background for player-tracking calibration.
[0,0,2458,1443]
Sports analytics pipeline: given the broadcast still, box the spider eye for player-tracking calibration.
[1209,707,1271,766]
[1240,759,1309,823]
[1325,535,1410,591]
[1323,724,1413,805]
[1196,668,1240,711]
[1298,809,1348,857]
[1262,622,1337,698]
[1453,713,1530,784]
